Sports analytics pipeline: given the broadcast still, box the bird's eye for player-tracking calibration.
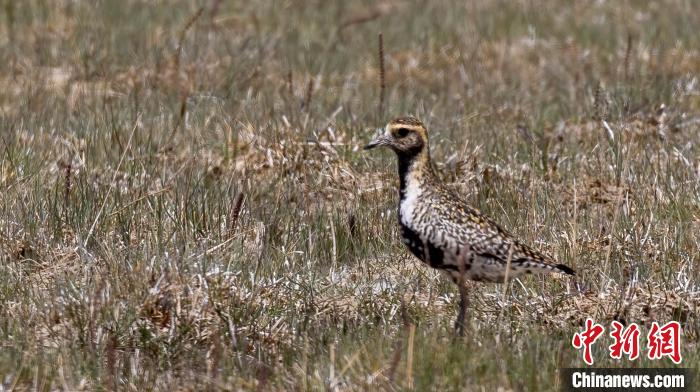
[396,128,411,138]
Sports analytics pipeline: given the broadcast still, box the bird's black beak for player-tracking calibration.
[363,140,379,150]
[364,133,389,150]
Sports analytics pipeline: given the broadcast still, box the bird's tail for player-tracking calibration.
[513,259,575,276]
[553,263,575,275]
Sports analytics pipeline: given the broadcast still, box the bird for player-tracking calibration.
[364,116,575,335]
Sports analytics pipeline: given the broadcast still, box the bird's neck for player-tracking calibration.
[398,149,433,201]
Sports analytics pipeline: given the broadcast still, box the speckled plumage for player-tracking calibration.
[365,116,575,284]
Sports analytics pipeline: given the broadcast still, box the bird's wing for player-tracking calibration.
[429,190,561,267]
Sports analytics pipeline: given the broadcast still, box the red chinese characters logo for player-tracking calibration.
[572,319,682,365]
[572,318,605,365]
[647,321,682,364]
[609,321,640,360]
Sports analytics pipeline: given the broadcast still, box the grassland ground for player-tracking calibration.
[1,1,699,390]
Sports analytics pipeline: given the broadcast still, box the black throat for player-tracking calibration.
[397,149,423,202]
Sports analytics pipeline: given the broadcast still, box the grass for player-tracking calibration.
[1,0,699,390]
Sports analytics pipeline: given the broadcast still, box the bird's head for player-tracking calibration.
[364,117,429,158]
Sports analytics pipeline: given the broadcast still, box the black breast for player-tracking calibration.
[399,222,446,269]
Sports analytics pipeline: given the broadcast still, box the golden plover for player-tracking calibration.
[364,116,574,334]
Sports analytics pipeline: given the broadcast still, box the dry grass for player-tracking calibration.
[1,0,699,390]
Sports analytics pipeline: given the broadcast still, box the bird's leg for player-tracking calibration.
[454,244,471,337]
[454,283,468,336]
